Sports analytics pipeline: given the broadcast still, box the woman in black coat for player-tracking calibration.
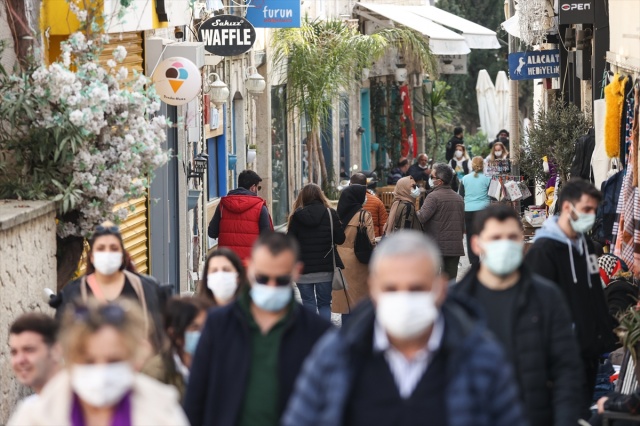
[287,183,345,320]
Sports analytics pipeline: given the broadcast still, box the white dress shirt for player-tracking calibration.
[373,315,444,399]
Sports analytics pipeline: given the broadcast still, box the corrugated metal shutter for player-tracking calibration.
[101,32,149,274]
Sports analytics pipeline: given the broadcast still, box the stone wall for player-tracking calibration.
[0,200,57,424]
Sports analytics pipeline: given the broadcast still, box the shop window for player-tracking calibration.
[271,85,289,226]
[207,137,220,200]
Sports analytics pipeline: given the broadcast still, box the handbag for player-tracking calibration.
[518,180,532,200]
[504,180,523,201]
[487,178,502,200]
[328,208,348,291]
[354,210,374,264]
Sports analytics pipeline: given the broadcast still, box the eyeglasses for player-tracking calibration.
[74,303,126,326]
[254,274,292,286]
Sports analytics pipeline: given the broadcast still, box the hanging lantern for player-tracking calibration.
[206,73,230,104]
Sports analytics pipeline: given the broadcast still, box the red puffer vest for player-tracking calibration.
[218,195,269,260]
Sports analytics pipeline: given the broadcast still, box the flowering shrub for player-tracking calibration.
[0,4,168,238]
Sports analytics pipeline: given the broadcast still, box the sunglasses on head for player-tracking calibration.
[74,303,126,325]
[254,274,292,286]
[94,225,120,235]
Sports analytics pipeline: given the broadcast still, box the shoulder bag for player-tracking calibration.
[328,208,348,291]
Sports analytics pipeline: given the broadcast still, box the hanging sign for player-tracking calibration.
[152,57,202,106]
[245,0,301,28]
[197,15,256,56]
[558,0,593,24]
[508,50,560,80]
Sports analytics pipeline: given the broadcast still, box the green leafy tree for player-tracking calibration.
[414,81,456,161]
[271,17,437,190]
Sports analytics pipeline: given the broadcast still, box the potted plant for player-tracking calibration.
[247,144,257,163]
[187,189,201,211]
[228,153,237,170]
[371,142,380,152]
[615,303,640,383]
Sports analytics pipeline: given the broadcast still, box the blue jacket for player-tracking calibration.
[282,297,528,426]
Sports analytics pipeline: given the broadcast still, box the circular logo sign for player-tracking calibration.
[197,14,256,56]
[561,4,570,10]
[152,57,201,106]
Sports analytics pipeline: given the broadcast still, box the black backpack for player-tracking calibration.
[354,210,374,264]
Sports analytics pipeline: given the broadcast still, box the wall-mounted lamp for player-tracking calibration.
[206,73,230,104]
[423,75,433,94]
[356,126,366,136]
[188,153,209,184]
[245,66,266,94]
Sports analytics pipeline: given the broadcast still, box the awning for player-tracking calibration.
[354,3,500,55]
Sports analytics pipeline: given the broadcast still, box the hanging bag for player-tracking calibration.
[354,210,374,264]
[518,180,532,200]
[328,208,348,291]
[504,179,523,201]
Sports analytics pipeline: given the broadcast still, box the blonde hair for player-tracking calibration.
[60,299,148,364]
[491,142,509,160]
[471,156,484,177]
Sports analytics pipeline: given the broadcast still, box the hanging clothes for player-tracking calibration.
[592,99,610,188]
[622,78,635,168]
[604,74,629,158]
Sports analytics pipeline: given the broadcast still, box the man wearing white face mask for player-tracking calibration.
[283,231,526,426]
[526,179,616,419]
[184,232,332,426]
[451,205,583,426]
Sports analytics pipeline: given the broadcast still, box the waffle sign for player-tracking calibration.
[198,15,257,56]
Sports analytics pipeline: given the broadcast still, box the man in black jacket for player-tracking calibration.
[445,127,464,161]
[184,232,332,426]
[451,205,583,426]
[407,153,431,184]
[525,179,616,418]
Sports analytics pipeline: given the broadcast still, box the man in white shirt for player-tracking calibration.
[9,313,62,405]
[283,231,526,426]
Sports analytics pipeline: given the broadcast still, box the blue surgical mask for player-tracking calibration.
[250,283,292,312]
[570,206,595,234]
[481,239,523,276]
[184,330,201,356]
[410,187,421,198]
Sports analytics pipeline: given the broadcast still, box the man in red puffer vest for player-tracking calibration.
[208,170,274,261]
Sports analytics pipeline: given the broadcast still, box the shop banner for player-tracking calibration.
[508,50,560,80]
[559,0,593,24]
[245,0,301,28]
[152,57,201,106]
[198,15,256,56]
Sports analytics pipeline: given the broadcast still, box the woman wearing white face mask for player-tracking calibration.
[142,297,212,402]
[484,141,510,175]
[448,144,470,184]
[383,176,423,236]
[50,222,165,353]
[8,300,189,426]
[198,248,248,306]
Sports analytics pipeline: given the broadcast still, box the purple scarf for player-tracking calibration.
[71,392,132,426]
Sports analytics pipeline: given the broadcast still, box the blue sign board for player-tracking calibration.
[245,0,301,28]
[508,50,560,81]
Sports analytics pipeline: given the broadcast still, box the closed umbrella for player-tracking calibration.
[476,69,498,141]
[495,71,510,133]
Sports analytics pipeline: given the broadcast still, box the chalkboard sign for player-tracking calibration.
[198,15,256,56]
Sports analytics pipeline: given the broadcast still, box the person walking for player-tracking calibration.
[183,232,332,426]
[287,183,346,320]
[459,156,491,266]
[350,173,388,237]
[207,170,274,262]
[451,205,583,426]
[417,164,465,280]
[9,314,61,407]
[407,153,431,185]
[332,184,376,325]
[525,179,616,418]
[445,126,464,161]
[449,144,470,183]
[198,248,248,306]
[387,158,409,185]
[383,176,422,235]
[282,231,526,426]
[142,296,212,402]
[9,300,189,426]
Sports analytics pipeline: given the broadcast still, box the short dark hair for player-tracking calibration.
[9,313,58,346]
[350,173,367,186]
[238,170,262,190]
[454,127,463,136]
[557,178,602,212]
[253,231,300,262]
[473,204,522,235]
[497,129,509,138]
[433,163,454,185]
[397,159,409,167]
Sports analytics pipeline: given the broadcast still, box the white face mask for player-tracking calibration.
[455,150,463,159]
[92,252,123,275]
[71,362,134,407]
[494,150,503,158]
[410,187,421,198]
[428,177,434,187]
[207,271,239,302]
[418,164,428,169]
[376,291,438,340]
[250,283,292,312]
[481,240,523,276]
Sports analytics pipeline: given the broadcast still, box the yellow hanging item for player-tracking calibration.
[604,73,628,158]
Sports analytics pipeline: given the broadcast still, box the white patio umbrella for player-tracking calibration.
[495,71,510,134]
[476,69,498,141]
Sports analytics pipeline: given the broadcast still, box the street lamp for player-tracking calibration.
[188,153,209,184]
[206,73,229,104]
[245,66,266,95]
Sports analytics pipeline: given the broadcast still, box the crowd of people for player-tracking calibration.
[5,163,640,426]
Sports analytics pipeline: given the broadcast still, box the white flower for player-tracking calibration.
[69,110,85,126]
[76,10,88,22]
[107,59,117,68]
[117,67,128,80]
[113,46,127,62]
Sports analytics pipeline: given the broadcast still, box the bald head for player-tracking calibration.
[350,173,367,186]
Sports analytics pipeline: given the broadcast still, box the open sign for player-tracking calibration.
[198,15,256,56]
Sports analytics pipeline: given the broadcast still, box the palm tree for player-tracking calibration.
[414,81,456,160]
[271,17,437,190]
